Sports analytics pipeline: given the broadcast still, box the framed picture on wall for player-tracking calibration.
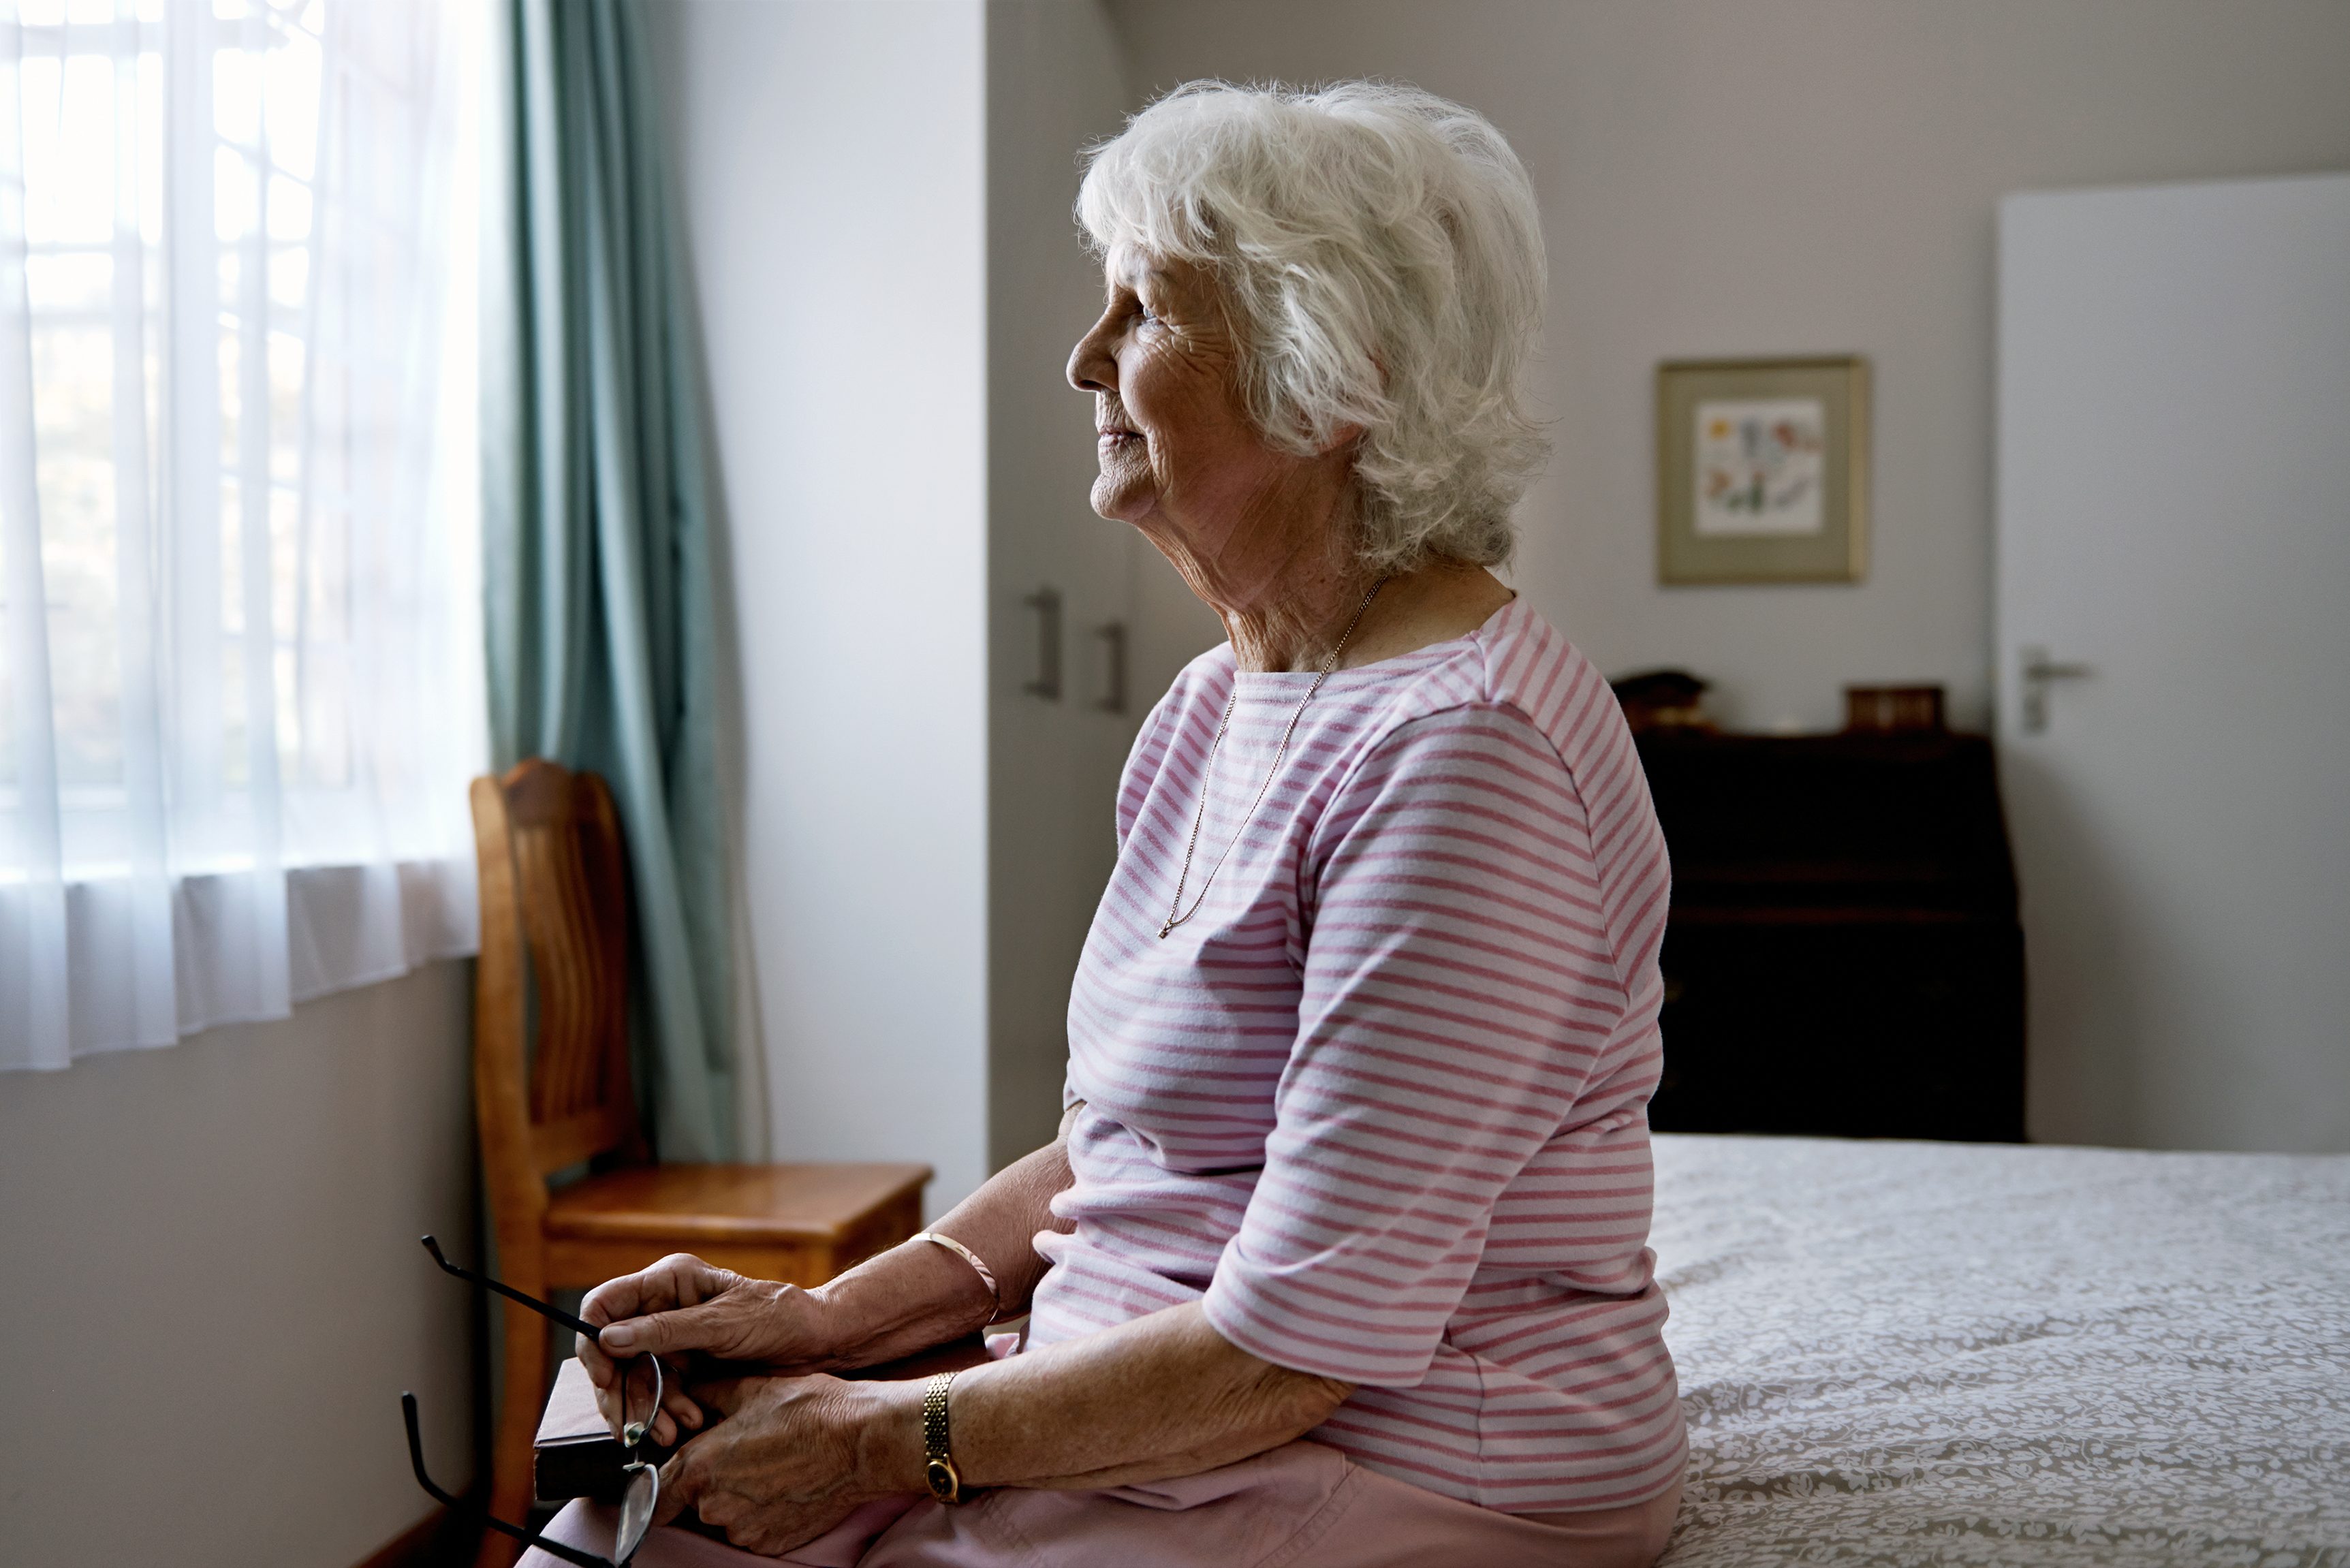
[1656,356,1870,584]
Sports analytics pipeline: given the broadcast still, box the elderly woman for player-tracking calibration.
[533,80,1685,1568]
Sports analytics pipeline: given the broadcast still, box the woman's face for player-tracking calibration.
[1067,248,1349,612]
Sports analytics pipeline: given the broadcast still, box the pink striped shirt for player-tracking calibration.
[1028,599,1686,1512]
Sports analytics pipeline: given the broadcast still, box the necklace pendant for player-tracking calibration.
[1157,920,1174,940]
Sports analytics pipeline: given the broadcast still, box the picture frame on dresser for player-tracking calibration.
[1657,356,1870,584]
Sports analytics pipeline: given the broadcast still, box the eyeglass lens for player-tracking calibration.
[615,1462,659,1565]
[610,1353,663,1563]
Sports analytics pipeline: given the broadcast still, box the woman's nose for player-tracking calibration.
[1068,313,1116,394]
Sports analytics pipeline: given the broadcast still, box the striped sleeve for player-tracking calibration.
[1199,702,1627,1386]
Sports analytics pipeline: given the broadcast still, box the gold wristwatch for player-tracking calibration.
[922,1371,965,1505]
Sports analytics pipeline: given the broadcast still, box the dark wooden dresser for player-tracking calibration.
[1635,730,2025,1142]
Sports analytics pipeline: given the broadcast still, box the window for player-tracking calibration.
[0,0,483,1069]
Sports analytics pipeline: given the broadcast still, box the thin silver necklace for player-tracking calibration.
[1159,579,1387,940]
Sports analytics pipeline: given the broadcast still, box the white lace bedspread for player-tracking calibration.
[1650,1134,2350,1566]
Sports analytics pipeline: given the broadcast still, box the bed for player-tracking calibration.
[1649,1134,2350,1565]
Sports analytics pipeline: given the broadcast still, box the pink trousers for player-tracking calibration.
[521,1442,1682,1568]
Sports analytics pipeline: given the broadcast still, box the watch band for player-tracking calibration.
[922,1370,964,1505]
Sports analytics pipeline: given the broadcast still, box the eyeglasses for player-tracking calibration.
[402,1235,664,1568]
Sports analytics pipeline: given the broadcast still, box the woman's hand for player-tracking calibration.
[653,1375,917,1555]
[578,1253,836,1446]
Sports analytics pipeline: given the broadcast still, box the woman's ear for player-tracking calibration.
[1313,351,1383,453]
[1317,422,1366,457]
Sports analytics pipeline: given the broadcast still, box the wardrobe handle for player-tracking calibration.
[1023,589,1062,700]
[1095,622,1127,715]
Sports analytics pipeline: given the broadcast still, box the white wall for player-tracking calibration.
[1108,0,2350,732]
[0,962,477,1568]
[652,0,1164,1188]
[651,1,993,1208]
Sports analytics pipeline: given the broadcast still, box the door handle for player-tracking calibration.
[1024,589,1062,700]
[2018,644,2093,733]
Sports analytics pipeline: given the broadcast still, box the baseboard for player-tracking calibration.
[354,1496,481,1568]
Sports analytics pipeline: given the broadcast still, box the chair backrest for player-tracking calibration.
[471,759,645,1229]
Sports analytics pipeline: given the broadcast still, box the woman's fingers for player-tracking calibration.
[637,1405,705,1447]
[582,1350,702,1444]
[589,1364,634,1440]
[576,1334,617,1388]
[580,1274,661,1332]
[586,1255,751,1358]
[582,1259,818,1372]
[653,1432,708,1526]
[595,1298,734,1358]
[663,1358,704,1437]
[582,1253,721,1330]
[573,1255,735,1443]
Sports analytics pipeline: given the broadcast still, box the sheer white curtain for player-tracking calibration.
[0,0,484,1071]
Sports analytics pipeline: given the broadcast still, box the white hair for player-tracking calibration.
[1077,80,1549,574]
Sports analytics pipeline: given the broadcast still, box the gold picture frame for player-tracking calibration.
[1656,356,1870,584]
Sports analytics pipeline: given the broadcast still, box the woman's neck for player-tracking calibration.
[1222,559,1516,674]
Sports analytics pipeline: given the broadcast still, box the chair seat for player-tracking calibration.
[544,1161,931,1246]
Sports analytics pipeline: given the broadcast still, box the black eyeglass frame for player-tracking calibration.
[403,1390,618,1568]
[423,1232,604,1340]
[401,1234,664,1568]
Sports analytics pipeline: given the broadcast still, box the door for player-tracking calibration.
[1996,173,2350,1153]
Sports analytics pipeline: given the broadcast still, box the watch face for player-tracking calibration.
[926,1458,959,1504]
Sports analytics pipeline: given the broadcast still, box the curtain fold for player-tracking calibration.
[0,0,484,1073]
[486,0,732,1161]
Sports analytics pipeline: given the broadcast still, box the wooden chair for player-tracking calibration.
[469,759,930,1565]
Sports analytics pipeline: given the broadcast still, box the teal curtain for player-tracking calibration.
[484,0,732,1159]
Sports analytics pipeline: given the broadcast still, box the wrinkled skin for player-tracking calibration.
[1067,246,1369,672]
[647,1373,880,1552]
[1066,245,1514,672]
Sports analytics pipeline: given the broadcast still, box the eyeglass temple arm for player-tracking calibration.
[402,1392,616,1568]
[421,1234,605,1343]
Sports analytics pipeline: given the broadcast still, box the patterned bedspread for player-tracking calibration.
[1649,1135,2350,1566]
